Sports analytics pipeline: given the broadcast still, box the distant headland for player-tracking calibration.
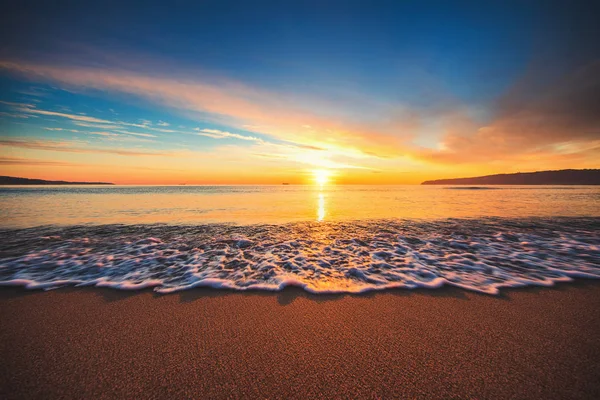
[0,176,114,185]
[421,169,600,185]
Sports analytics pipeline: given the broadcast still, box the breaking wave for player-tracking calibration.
[1,218,598,295]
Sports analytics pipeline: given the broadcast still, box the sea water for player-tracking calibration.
[1,185,599,294]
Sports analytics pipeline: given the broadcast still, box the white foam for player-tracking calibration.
[0,218,598,295]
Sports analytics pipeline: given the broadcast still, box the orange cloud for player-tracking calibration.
[0,156,83,167]
[0,59,408,162]
[0,138,168,157]
[2,56,599,183]
[410,61,600,170]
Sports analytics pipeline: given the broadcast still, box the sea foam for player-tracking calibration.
[1,218,598,295]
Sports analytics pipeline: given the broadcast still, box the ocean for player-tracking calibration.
[1,185,599,294]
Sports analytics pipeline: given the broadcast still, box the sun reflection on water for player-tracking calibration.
[317,192,326,221]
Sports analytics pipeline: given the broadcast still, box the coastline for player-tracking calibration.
[2,281,600,399]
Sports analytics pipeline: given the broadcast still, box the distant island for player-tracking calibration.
[0,176,114,185]
[421,169,600,185]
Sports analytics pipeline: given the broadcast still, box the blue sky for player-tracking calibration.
[1,0,598,183]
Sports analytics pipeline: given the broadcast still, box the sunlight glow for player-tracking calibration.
[313,169,331,187]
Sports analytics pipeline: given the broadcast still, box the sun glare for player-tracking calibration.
[313,169,331,187]
[317,193,325,221]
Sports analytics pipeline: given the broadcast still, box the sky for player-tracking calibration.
[1,0,599,184]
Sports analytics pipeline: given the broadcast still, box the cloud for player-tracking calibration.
[0,111,31,119]
[0,60,401,161]
[0,156,82,166]
[73,122,122,129]
[194,128,262,142]
[2,56,599,174]
[0,100,36,108]
[89,131,119,137]
[116,120,174,132]
[44,127,80,132]
[113,130,156,138]
[292,143,326,151]
[17,106,113,124]
[15,87,49,98]
[3,101,163,138]
[409,61,600,167]
[0,138,169,156]
[192,127,365,169]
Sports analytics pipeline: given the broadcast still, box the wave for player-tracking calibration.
[1,218,599,295]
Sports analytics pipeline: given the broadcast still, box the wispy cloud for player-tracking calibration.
[73,122,122,129]
[3,101,162,139]
[194,128,262,142]
[18,106,113,124]
[89,131,119,137]
[0,111,32,119]
[0,156,83,166]
[0,138,169,157]
[0,100,36,108]
[0,60,399,162]
[44,127,80,132]
[15,87,50,98]
[191,127,365,169]
[113,130,157,138]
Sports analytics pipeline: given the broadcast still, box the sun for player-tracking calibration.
[313,169,331,187]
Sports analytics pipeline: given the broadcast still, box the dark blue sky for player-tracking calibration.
[4,1,596,100]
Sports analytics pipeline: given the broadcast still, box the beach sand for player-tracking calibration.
[1,282,600,399]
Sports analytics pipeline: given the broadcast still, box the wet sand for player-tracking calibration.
[1,282,600,399]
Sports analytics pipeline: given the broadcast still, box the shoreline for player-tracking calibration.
[2,281,600,399]
[2,275,600,298]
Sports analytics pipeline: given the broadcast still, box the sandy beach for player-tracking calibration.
[1,282,599,399]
